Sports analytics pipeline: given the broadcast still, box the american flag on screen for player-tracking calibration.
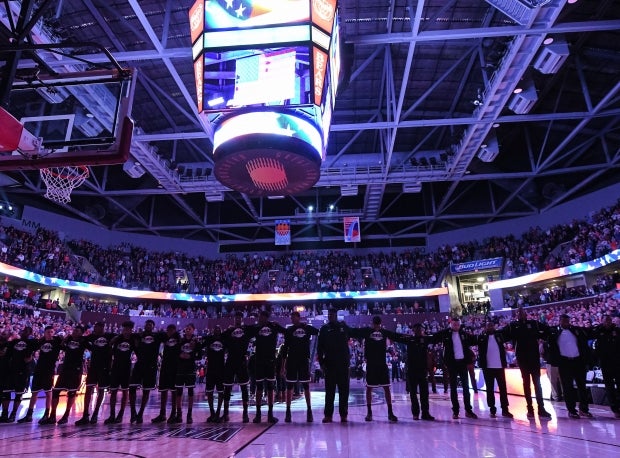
[205,0,309,29]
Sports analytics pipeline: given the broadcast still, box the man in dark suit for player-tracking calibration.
[403,323,436,420]
[477,319,513,419]
[506,308,552,419]
[435,317,478,419]
[548,314,594,419]
[592,315,620,418]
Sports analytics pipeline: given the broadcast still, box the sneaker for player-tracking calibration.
[340,416,348,423]
[17,415,33,424]
[465,411,478,419]
[285,411,292,423]
[502,410,514,419]
[568,411,580,419]
[38,416,54,425]
[490,412,496,418]
[168,415,182,424]
[130,413,137,424]
[412,414,420,420]
[421,414,435,421]
[242,413,249,423]
[206,415,218,423]
[365,414,373,422]
[75,416,90,426]
[538,409,552,419]
[388,414,398,422]
[322,416,332,423]
[89,415,98,425]
[306,411,313,423]
[490,408,497,418]
[253,415,262,424]
[222,414,231,423]
[135,415,143,424]
[104,416,116,425]
[57,416,69,425]
[526,408,535,419]
[186,414,193,424]
[151,414,166,424]
[452,412,459,420]
[8,413,16,422]
[267,415,278,424]
[579,410,593,419]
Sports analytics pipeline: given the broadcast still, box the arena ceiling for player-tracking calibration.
[0,0,619,252]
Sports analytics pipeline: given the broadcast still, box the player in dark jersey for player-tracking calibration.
[17,325,62,423]
[280,311,319,423]
[151,324,180,424]
[44,325,88,425]
[129,319,162,424]
[221,311,253,423]
[6,326,36,422]
[251,310,286,424]
[76,322,115,425]
[352,316,399,422]
[170,323,200,424]
[104,321,138,424]
[203,325,226,422]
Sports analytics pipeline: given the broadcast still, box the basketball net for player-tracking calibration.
[40,165,90,204]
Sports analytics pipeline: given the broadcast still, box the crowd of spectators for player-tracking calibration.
[0,199,618,301]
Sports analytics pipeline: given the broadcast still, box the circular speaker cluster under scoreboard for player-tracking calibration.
[213,111,324,196]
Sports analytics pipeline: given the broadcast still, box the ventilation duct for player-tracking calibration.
[507,81,538,114]
[533,40,570,74]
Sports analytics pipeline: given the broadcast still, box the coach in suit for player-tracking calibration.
[435,317,478,420]
[477,320,513,418]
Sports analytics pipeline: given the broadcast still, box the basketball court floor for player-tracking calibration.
[1,379,618,458]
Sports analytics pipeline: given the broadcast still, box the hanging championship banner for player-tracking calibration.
[343,216,361,243]
[275,219,291,245]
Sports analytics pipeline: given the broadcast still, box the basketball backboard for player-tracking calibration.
[0,68,135,170]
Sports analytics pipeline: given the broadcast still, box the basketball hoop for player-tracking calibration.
[40,165,90,204]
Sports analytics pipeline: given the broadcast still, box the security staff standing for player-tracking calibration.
[317,308,354,423]
[403,323,436,421]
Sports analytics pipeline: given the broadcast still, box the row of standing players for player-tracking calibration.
[1,307,619,425]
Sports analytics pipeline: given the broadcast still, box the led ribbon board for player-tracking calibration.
[213,111,323,195]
